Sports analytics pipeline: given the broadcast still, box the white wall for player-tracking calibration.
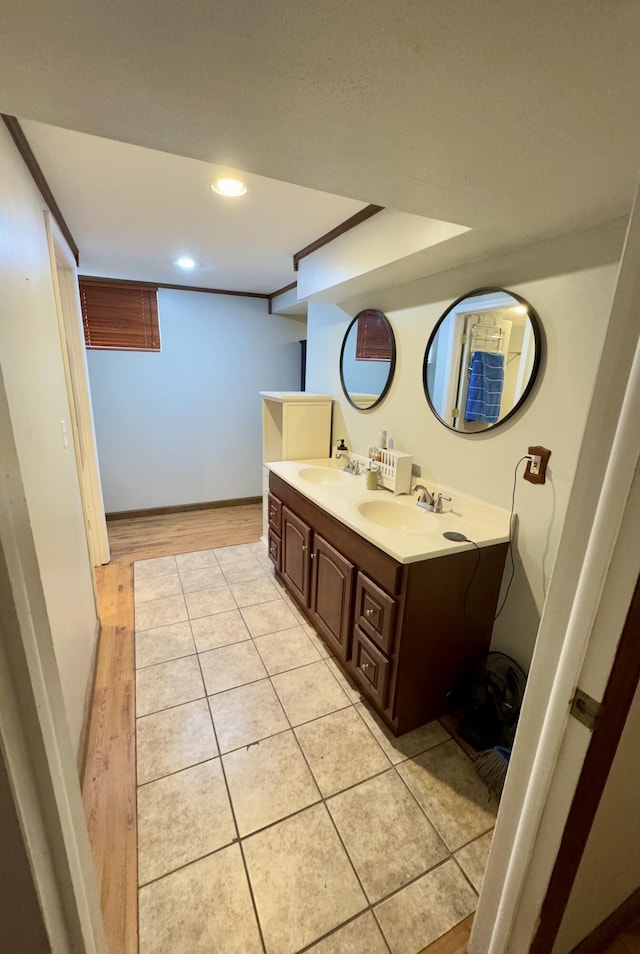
[306,220,625,670]
[554,684,640,952]
[87,289,303,512]
[0,126,97,753]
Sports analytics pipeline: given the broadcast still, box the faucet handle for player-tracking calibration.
[434,493,452,514]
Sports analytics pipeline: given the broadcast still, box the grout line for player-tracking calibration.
[451,854,481,898]
[196,649,268,954]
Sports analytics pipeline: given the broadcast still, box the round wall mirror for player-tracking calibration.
[340,309,396,410]
[423,287,542,432]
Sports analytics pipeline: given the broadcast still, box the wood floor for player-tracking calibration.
[81,502,637,954]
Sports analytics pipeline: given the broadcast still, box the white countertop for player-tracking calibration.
[260,391,332,403]
[267,459,511,564]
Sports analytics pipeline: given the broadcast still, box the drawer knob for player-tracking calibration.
[365,608,375,617]
[361,661,371,671]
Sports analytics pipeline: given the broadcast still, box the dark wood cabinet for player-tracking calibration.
[281,506,311,606]
[269,471,508,735]
[310,534,355,658]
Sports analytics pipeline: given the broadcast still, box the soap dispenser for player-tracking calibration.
[335,438,348,461]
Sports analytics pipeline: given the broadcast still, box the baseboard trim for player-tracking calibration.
[106,497,262,521]
[570,887,640,953]
[78,615,101,779]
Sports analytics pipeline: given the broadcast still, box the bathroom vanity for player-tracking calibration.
[267,460,510,735]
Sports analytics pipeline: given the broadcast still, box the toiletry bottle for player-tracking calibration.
[367,459,379,490]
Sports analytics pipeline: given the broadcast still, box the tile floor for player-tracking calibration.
[134,541,497,954]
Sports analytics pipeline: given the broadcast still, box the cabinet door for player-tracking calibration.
[268,493,282,535]
[351,625,390,709]
[310,534,355,659]
[282,506,312,606]
[354,572,397,655]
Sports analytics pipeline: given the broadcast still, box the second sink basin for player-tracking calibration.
[298,466,350,486]
[356,499,434,533]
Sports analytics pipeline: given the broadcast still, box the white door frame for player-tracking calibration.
[0,366,106,953]
[471,186,640,952]
[45,212,110,567]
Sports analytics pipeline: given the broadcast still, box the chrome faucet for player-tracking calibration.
[413,484,436,508]
[414,485,452,513]
[343,456,362,475]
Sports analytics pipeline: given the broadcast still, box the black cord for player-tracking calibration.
[462,540,481,620]
[493,455,529,622]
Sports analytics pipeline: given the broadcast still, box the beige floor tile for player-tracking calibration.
[307,912,389,954]
[221,557,267,584]
[325,656,364,703]
[455,830,493,892]
[136,699,218,784]
[185,585,236,619]
[355,702,450,765]
[241,599,299,637]
[328,770,447,903]
[137,760,235,885]
[134,572,182,604]
[223,729,320,835]
[135,621,196,669]
[374,859,477,954]
[134,555,178,580]
[190,609,250,652]
[254,626,321,675]
[214,543,256,564]
[135,594,188,632]
[295,707,390,797]
[208,678,290,753]
[138,844,262,954]
[243,803,367,953]
[230,575,281,607]
[272,660,350,726]
[396,740,498,851]
[175,549,218,572]
[178,565,226,593]
[136,655,204,717]
[199,640,267,695]
[303,623,331,658]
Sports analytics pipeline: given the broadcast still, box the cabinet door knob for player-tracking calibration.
[361,661,371,671]
[302,544,308,552]
[365,607,375,617]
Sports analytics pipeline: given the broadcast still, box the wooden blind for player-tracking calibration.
[355,309,392,361]
[79,279,160,351]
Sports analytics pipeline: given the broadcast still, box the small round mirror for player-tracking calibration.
[340,309,396,410]
[423,287,542,432]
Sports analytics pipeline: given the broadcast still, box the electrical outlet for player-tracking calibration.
[524,445,551,485]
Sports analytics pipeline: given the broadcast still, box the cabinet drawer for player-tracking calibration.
[351,625,390,709]
[354,572,397,655]
[268,493,282,535]
[267,531,281,572]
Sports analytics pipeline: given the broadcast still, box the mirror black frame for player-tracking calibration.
[339,309,397,411]
[422,286,543,432]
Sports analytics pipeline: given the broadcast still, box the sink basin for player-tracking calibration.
[298,466,350,486]
[356,499,434,533]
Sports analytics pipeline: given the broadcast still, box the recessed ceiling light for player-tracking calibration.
[211,177,248,197]
[175,257,196,269]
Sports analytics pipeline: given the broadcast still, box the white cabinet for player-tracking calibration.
[260,391,332,539]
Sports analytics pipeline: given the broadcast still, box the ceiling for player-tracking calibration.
[19,120,367,292]
[1,1,638,289]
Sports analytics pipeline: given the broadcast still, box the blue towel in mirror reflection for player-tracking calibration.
[465,351,505,423]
